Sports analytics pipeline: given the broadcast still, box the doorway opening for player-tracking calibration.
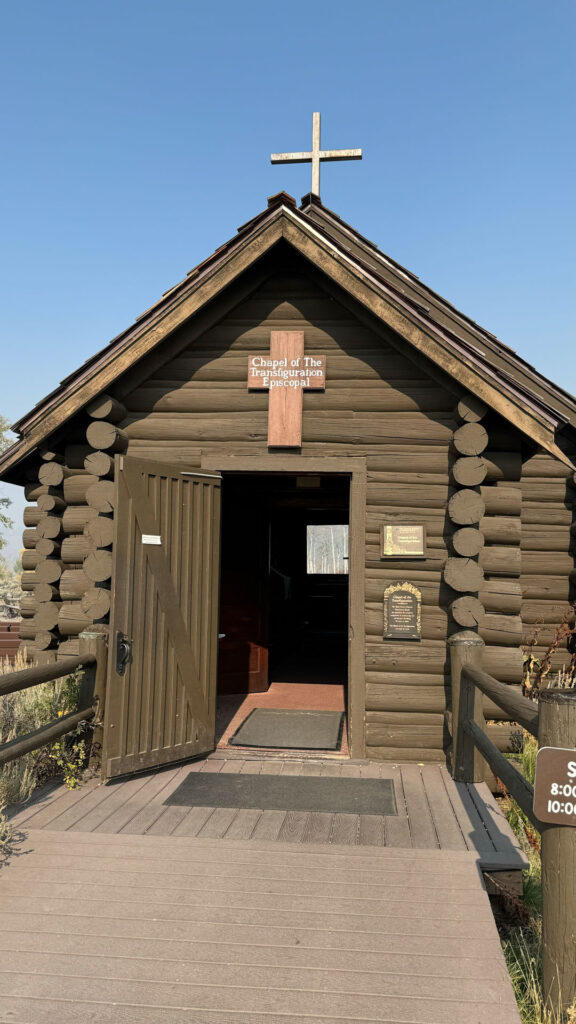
[216,473,350,755]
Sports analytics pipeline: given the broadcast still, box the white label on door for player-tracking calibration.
[142,534,162,545]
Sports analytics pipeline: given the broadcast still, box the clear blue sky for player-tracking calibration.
[1,0,574,562]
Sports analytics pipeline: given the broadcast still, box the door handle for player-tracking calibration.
[116,632,132,675]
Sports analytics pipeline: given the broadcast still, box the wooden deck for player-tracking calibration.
[0,755,524,1023]
[7,752,527,870]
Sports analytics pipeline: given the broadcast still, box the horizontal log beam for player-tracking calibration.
[63,475,99,505]
[87,394,126,423]
[462,666,539,737]
[479,516,521,546]
[479,546,521,577]
[481,486,522,517]
[62,506,99,534]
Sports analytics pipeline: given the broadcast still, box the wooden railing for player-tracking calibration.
[0,632,107,767]
[449,632,576,1015]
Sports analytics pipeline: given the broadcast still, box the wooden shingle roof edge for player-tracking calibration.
[0,190,574,481]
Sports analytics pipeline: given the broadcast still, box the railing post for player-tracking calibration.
[449,630,485,782]
[538,689,576,1015]
[78,631,108,771]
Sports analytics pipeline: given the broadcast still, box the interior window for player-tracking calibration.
[306,525,349,574]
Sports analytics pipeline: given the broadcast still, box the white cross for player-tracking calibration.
[271,112,362,198]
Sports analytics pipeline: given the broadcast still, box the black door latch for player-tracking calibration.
[116,631,132,675]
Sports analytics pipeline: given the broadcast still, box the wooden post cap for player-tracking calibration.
[538,689,576,705]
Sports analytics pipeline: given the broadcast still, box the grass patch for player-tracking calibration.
[498,731,576,1023]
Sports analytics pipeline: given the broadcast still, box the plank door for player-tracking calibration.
[103,457,221,779]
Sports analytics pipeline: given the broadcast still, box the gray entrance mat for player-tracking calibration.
[167,773,398,816]
[228,708,344,750]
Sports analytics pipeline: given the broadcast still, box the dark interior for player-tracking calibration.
[217,473,350,697]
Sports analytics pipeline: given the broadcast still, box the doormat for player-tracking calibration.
[228,708,344,751]
[167,773,397,816]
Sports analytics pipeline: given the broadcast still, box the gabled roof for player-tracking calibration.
[1,190,575,481]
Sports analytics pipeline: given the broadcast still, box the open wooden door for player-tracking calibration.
[103,457,221,779]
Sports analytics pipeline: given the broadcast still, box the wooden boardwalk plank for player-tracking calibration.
[358,814,385,846]
[277,810,309,842]
[467,783,528,866]
[172,806,216,836]
[450,781,497,853]
[222,809,262,839]
[8,778,99,830]
[92,766,185,834]
[0,930,509,978]
[0,959,520,1012]
[0,827,521,1024]
[421,767,467,851]
[0,950,517,1002]
[68,775,151,832]
[400,765,439,849]
[0,997,522,1024]
[0,878,489,915]
[330,813,359,845]
[145,805,191,836]
[251,810,287,840]
[301,811,334,844]
[197,808,239,839]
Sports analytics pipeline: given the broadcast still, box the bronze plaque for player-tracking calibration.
[383,582,421,641]
[533,746,576,826]
[381,523,426,559]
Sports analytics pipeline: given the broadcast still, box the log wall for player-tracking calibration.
[18,403,120,665]
[15,255,576,761]
[519,450,576,681]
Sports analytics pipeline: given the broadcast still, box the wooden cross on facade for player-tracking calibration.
[271,112,362,197]
[248,332,326,447]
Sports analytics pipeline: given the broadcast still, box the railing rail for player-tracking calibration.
[0,632,107,769]
[461,665,539,739]
[0,653,96,699]
[449,631,576,1014]
[0,707,95,766]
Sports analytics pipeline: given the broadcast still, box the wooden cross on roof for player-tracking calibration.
[248,332,326,447]
[271,112,362,198]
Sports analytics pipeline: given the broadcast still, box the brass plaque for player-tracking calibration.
[533,746,576,826]
[381,523,426,559]
[383,582,421,641]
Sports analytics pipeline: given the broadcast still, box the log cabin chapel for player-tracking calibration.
[1,116,575,779]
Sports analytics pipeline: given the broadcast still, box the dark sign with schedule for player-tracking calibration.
[533,746,576,826]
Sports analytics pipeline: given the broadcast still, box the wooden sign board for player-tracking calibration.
[381,523,426,559]
[533,746,576,826]
[247,332,326,447]
[248,354,326,390]
[383,582,421,641]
